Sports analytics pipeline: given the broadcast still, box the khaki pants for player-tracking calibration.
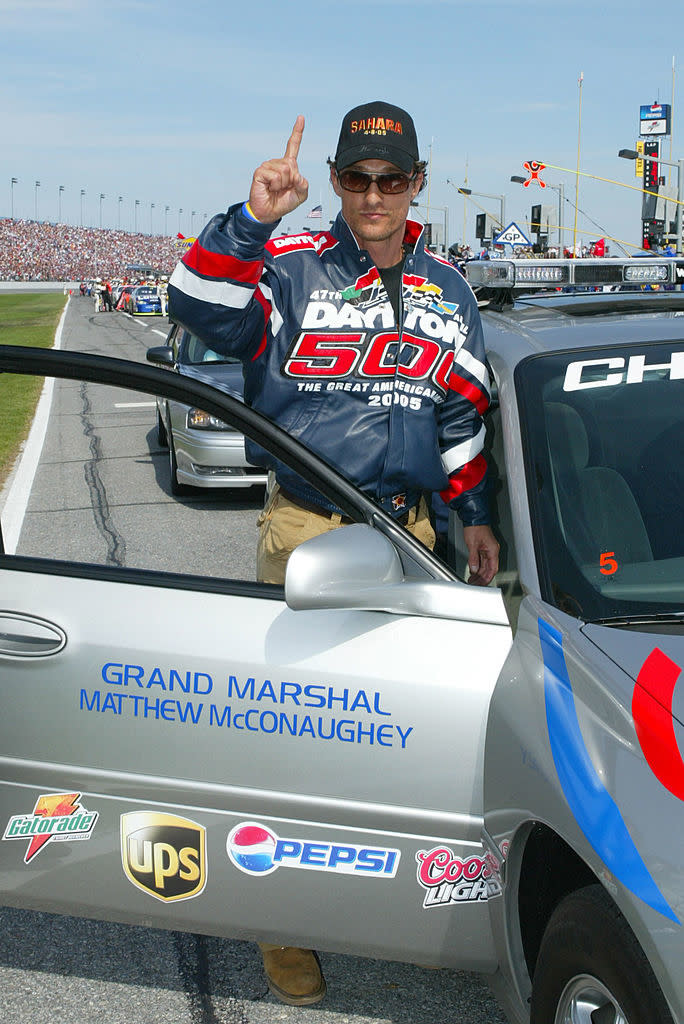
[256,489,435,585]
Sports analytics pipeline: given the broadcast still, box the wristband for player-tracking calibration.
[242,201,260,223]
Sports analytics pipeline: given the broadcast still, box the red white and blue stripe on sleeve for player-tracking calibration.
[168,228,280,360]
[438,340,491,520]
[174,240,262,307]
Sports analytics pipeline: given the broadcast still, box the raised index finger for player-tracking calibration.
[284,115,305,161]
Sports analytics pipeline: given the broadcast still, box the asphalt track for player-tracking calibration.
[0,295,507,1024]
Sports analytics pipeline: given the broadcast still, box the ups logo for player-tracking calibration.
[121,811,206,902]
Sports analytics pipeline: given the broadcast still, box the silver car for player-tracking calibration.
[146,323,268,494]
[0,256,683,1024]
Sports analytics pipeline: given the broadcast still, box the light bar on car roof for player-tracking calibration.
[623,263,669,283]
[515,264,569,284]
[465,257,683,289]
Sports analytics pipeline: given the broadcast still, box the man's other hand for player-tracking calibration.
[463,524,499,586]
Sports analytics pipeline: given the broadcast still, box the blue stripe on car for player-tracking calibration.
[539,617,679,924]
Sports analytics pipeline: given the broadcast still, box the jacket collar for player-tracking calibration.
[331,212,426,260]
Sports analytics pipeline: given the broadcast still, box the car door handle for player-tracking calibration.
[0,613,67,657]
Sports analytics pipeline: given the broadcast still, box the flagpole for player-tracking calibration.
[328,175,335,232]
[306,195,324,230]
[573,71,583,255]
[463,155,468,244]
[669,56,676,170]
[425,137,434,236]
[662,57,676,242]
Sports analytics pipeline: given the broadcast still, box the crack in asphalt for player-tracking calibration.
[80,380,127,566]
[174,933,251,1024]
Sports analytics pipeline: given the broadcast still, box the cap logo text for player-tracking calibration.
[350,118,403,136]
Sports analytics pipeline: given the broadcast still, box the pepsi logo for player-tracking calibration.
[227,822,278,875]
[226,821,400,878]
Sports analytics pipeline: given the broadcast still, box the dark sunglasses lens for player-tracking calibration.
[378,174,411,194]
[338,170,370,192]
[338,170,413,194]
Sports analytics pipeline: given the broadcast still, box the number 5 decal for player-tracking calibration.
[599,551,618,575]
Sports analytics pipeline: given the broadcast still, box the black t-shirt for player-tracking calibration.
[378,258,404,327]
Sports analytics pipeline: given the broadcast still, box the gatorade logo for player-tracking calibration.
[121,811,206,902]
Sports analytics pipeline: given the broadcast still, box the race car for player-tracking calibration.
[125,284,162,315]
[0,256,682,1024]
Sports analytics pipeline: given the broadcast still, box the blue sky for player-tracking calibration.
[1,0,682,252]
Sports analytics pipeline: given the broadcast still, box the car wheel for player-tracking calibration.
[156,407,168,447]
[530,884,674,1024]
[168,429,190,496]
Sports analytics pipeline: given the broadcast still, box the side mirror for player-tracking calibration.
[286,525,403,611]
[285,525,508,625]
[146,346,174,367]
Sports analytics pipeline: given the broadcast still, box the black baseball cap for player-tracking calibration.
[334,101,419,175]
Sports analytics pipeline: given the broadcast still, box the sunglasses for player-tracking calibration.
[336,168,417,195]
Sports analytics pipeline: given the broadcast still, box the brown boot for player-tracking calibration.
[258,943,326,1005]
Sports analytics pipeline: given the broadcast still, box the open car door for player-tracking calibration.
[0,346,511,969]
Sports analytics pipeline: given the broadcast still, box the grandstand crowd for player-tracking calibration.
[0,218,182,281]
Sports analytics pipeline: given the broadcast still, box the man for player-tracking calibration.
[101,279,113,311]
[92,277,103,312]
[168,101,498,1004]
[158,275,169,315]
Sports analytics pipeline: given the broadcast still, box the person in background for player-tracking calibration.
[92,277,103,312]
[101,279,113,311]
[158,275,168,315]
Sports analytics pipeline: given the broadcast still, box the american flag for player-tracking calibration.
[307,204,322,218]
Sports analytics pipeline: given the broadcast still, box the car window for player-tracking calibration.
[516,339,684,619]
[0,353,450,591]
[183,331,241,366]
[2,373,264,582]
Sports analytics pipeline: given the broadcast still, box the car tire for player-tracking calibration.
[156,407,168,447]
[168,429,190,496]
[530,884,674,1024]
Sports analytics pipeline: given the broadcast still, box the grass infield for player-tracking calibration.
[0,292,67,491]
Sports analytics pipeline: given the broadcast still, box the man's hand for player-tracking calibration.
[463,525,499,586]
[248,115,309,223]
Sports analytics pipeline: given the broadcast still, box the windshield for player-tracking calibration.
[517,340,684,619]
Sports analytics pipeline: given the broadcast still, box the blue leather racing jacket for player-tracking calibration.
[168,205,492,525]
